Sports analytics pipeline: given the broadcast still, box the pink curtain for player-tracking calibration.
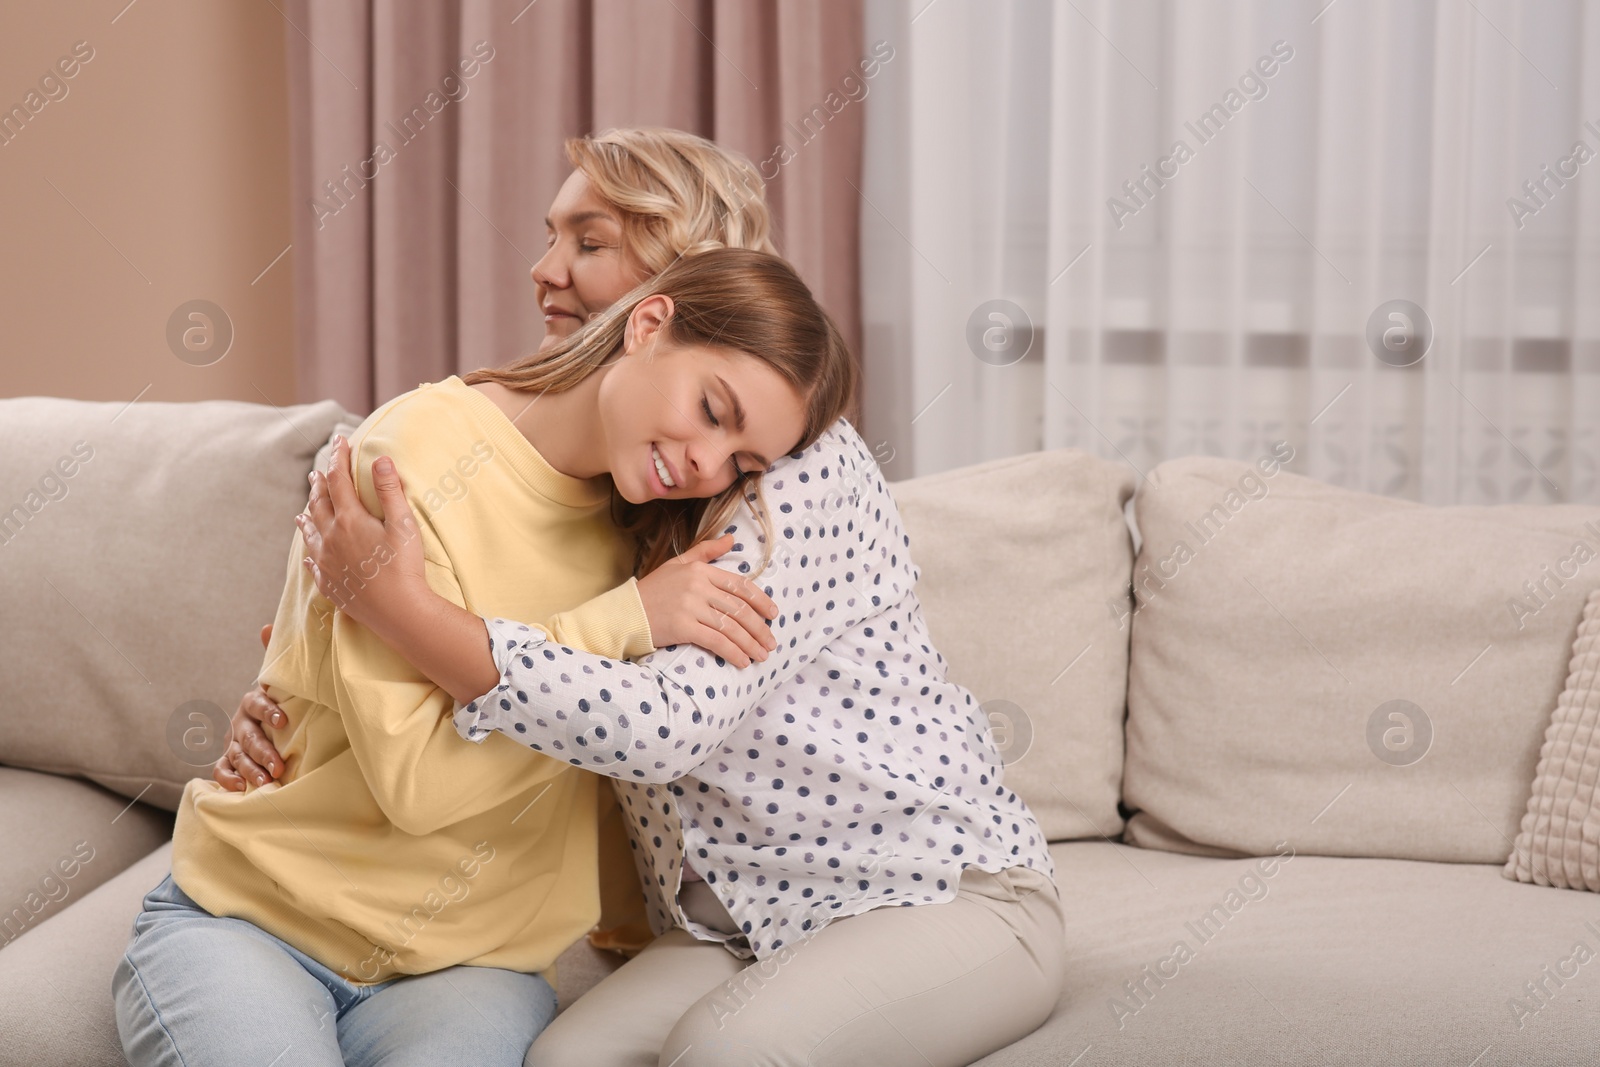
[285,0,864,420]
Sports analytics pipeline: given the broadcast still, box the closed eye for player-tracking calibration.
[703,396,751,477]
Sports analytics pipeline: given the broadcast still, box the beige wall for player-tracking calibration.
[0,0,295,404]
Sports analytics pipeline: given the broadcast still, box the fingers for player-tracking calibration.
[302,554,334,602]
[676,533,735,565]
[220,681,291,790]
[710,594,777,658]
[293,508,339,603]
[716,572,779,621]
[370,457,418,539]
[259,623,273,649]
[699,602,769,666]
[324,435,363,517]
[228,685,289,784]
[702,569,778,653]
[296,514,323,573]
[232,716,284,784]
[690,622,756,669]
[213,750,246,792]
[304,467,332,534]
[242,685,287,729]
[228,742,272,788]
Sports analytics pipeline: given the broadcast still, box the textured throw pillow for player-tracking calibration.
[890,448,1136,842]
[0,396,356,810]
[1506,585,1600,890]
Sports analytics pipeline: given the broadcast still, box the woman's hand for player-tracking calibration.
[296,435,426,630]
[636,533,779,668]
[213,624,289,792]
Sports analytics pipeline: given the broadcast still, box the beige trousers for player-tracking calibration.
[527,864,1066,1067]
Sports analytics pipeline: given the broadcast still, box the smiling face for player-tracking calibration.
[532,171,650,349]
[598,295,810,505]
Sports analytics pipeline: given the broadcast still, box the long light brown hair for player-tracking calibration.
[464,248,856,578]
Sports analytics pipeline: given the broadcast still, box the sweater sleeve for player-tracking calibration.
[329,583,570,837]
[324,420,626,836]
[450,436,917,782]
[528,576,655,661]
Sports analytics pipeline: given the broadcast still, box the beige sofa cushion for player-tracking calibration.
[1506,585,1600,890]
[974,840,1598,1065]
[0,768,172,950]
[1123,453,1600,863]
[891,448,1136,842]
[0,842,171,1066]
[0,396,355,810]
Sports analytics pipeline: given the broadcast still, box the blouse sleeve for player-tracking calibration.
[450,432,916,782]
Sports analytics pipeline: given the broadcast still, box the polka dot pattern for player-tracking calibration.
[452,419,1053,961]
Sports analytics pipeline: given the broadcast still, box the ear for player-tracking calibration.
[623,294,675,356]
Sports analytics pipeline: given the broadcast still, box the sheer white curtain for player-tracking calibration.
[860,0,1600,504]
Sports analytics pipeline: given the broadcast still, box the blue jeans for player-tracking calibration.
[113,873,557,1067]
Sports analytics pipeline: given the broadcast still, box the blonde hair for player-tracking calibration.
[565,127,777,273]
[464,248,856,578]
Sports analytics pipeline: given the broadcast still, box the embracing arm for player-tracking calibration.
[364,590,498,708]
[453,435,916,782]
[332,550,774,710]
[224,434,784,791]
[248,421,639,835]
[298,436,781,704]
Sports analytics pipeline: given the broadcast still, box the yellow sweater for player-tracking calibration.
[170,375,654,985]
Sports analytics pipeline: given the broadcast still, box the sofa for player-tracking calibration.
[2,393,1597,1066]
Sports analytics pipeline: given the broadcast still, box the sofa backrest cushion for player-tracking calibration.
[890,448,1136,842]
[1123,452,1600,863]
[0,396,356,810]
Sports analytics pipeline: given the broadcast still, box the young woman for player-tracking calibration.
[112,244,855,1067]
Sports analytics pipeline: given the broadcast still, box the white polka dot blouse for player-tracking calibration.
[453,419,1054,961]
